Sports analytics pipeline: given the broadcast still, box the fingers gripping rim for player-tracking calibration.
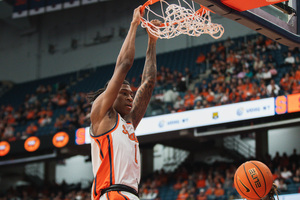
[140,0,225,39]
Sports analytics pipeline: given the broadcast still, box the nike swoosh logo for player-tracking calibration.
[238,176,250,192]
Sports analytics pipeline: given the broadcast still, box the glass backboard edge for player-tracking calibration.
[194,0,300,47]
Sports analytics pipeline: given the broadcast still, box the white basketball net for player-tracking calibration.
[141,0,224,39]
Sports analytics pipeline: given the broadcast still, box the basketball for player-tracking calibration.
[234,160,273,200]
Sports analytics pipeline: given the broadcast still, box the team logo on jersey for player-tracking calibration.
[53,132,69,148]
[0,141,10,156]
[24,136,40,152]
[122,125,138,142]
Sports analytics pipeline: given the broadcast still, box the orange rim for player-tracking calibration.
[140,0,213,28]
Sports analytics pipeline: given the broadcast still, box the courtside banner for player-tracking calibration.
[135,98,275,136]
[75,98,275,144]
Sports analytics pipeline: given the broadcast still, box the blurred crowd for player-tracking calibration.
[0,84,91,141]
[0,149,299,200]
[149,36,300,115]
[1,34,300,141]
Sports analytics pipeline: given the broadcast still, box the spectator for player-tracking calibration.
[266,80,280,96]
[275,178,287,192]
[194,101,202,110]
[177,103,187,112]
[163,85,178,109]
[187,175,197,190]
[184,90,195,110]
[197,188,207,200]
[185,67,193,85]
[204,185,215,200]
[267,54,277,66]
[223,170,233,190]
[174,96,185,111]
[177,77,187,93]
[2,124,14,141]
[289,149,299,165]
[292,168,300,184]
[177,187,189,200]
[268,64,278,77]
[26,123,38,136]
[291,79,300,94]
[214,183,225,200]
[280,73,291,92]
[253,56,264,71]
[36,84,47,94]
[284,51,295,64]
[255,68,264,81]
[224,37,234,49]
[38,114,51,127]
[216,42,225,55]
[262,66,272,81]
[295,65,300,81]
[205,88,215,103]
[196,174,206,190]
[196,53,207,74]
[174,179,183,190]
[281,167,293,183]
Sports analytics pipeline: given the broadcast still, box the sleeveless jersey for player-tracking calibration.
[90,113,140,200]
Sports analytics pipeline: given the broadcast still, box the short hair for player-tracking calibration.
[87,80,130,104]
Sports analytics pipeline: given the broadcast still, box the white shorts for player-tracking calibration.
[100,191,140,200]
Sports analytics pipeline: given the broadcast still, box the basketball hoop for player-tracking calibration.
[140,0,225,39]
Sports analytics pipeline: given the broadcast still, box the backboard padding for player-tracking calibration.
[194,0,299,47]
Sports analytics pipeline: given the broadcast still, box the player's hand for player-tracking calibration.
[132,6,144,25]
[147,19,162,41]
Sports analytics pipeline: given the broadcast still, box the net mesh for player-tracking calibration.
[141,0,224,39]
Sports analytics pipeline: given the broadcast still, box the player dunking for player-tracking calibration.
[87,6,161,200]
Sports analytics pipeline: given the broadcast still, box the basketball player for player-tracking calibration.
[87,6,161,200]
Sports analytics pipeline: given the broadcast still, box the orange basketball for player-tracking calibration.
[234,160,273,200]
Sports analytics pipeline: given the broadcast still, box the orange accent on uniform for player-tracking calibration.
[92,134,115,200]
[92,120,119,200]
[90,113,140,200]
[221,0,288,12]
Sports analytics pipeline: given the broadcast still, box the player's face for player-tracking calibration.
[113,84,134,116]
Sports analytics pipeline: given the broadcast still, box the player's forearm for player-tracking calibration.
[141,38,157,86]
[116,22,139,70]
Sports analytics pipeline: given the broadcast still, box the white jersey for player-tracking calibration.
[90,113,140,200]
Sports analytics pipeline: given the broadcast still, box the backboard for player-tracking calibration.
[193,0,299,47]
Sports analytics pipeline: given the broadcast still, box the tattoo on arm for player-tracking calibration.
[131,41,157,128]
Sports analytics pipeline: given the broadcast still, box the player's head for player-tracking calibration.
[113,82,134,116]
[87,80,133,115]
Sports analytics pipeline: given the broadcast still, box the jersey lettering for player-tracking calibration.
[122,125,138,142]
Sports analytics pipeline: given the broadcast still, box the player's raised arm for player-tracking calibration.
[130,20,161,128]
[89,6,142,125]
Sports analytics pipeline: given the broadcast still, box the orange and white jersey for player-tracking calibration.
[90,113,140,200]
